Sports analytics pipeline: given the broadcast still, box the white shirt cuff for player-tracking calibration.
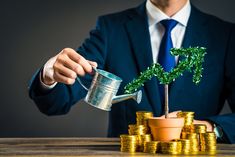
[39,70,57,90]
[39,55,58,90]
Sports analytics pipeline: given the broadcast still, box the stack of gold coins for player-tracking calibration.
[183,125,195,133]
[128,124,147,135]
[194,124,207,151]
[138,134,152,151]
[143,141,160,154]
[177,112,195,133]
[173,139,191,154]
[136,111,153,132]
[120,111,217,155]
[181,132,199,152]
[199,133,206,151]
[160,141,182,155]
[194,124,207,133]
[204,132,217,152]
[120,135,138,153]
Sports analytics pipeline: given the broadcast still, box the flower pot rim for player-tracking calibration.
[148,117,184,128]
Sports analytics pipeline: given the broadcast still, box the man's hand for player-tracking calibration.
[160,111,213,132]
[194,120,213,132]
[42,48,97,85]
[160,111,182,118]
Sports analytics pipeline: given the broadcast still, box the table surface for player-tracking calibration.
[0,138,235,157]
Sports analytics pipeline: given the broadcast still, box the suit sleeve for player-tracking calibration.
[28,16,108,116]
[207,24,235,144]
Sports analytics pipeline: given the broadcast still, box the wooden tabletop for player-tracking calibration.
[0,138,235,156]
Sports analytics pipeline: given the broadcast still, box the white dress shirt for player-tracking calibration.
[146,0,191,63]
[40,0,191,89]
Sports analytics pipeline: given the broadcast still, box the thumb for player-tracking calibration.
[160,110,182,118]
[169,110,182,118]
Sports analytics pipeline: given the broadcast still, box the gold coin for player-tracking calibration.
[120,134,138,153]
[143,141,160,154]
[194,124,207,133]
[202,132,217,152]
[128,124,147,135]
[137,134,152,152]
[160,141,182,154]
[173,139,190,153]
[177,112,195,126]
[136,111,153,117]
[181,132,198,139]
[136,111,153,133]
[177,111,194,115]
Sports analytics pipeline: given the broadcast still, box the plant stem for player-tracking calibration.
[165,84,169,119]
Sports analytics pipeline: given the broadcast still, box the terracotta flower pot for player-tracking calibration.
[148,117,184,142]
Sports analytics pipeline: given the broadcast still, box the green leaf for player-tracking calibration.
[124,47,207,94]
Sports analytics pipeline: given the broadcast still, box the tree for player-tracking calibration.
[124,47,207,118]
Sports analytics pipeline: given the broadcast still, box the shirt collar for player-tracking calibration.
[146,0,191,27]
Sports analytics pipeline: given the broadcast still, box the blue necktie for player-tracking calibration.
[158,19,178,72]
[158,19,178,104]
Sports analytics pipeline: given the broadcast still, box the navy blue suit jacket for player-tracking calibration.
[29,2,235,143]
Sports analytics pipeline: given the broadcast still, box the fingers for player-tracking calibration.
[54,71,75,85]
[51,48,98,85]
[88,60,98,68]
[54,61,77,79]
[65,48,93,73]
[168,110,182,118]
[193,120,213,132]
[56,54,86,76]
[160,110,182,118]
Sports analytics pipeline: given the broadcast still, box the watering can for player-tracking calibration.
[77,68,142,111]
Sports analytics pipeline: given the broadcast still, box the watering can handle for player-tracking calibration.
[76,67,97,91]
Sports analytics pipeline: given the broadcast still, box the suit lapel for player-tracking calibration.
[181,5,208,48]
[125,3,162,116]
[169,5,209,111]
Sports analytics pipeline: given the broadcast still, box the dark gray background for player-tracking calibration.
[1,0,234,137]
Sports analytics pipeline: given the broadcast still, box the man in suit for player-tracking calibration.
[29,0,235,143]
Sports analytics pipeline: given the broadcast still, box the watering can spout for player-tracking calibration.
[112,90,142,104]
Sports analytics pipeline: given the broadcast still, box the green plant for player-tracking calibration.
[124,47,207,118]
